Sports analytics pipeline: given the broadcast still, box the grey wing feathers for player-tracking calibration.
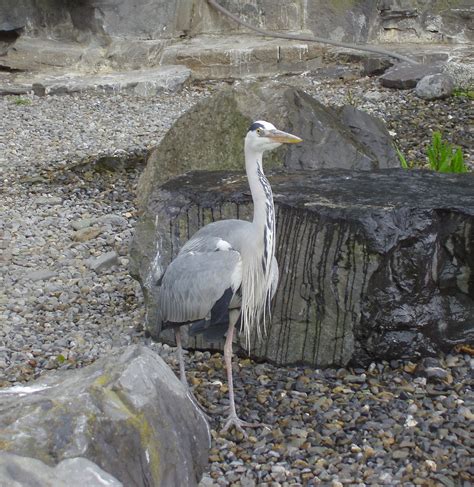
[159,249,241,324]
[179,236,232,255]
[183,220,251,252]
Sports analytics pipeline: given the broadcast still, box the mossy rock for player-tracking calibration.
[0,346,209,486]
[137,81,399,211]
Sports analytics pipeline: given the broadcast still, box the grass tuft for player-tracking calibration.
[12,97,32,106]
[396,132,468,173]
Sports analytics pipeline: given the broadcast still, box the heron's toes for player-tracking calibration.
[220,414,267,437]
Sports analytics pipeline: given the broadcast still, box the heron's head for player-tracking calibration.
[245,120,302,152]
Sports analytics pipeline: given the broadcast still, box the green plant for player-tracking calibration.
[396,132,468,173]
[12,96,32,106]
[453,88,474,100]
[395,145,409,169]
[426,131,467,173]
[56,354,66,364]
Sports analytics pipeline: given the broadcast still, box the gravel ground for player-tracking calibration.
[1,76,473,486]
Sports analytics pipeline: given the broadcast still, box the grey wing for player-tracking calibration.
[179,235,233,255]
[180,219,250,254]
[159,249,242,324]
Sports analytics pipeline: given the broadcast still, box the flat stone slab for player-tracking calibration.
[3,66,191,96]
[161,35,324,79]
[0,38,92,71]
[131,168,474,367]
[328,42,473,67]
[380,62,443,89]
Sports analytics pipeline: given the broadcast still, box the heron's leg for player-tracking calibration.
[175,327,187,385]
[221,321,262,436]
[175,327,212,421]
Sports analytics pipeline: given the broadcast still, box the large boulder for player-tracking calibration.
[137,83,399,209]
[0,453,123,487]
[132,84,400,319]
[0,345,210,487]
[415,73,455,100]
[380,62,443,89]
[130,169,474,367]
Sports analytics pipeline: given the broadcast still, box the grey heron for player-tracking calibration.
[158,121,302,434]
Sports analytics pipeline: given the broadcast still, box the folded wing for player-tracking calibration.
[159,245,242,328]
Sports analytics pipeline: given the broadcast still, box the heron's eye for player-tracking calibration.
[256,128,263,136]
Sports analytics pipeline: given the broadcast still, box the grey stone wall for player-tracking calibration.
[188,0,474,43]
[0,0,187,42]
[0,0,472,72]
[1,0,472,44]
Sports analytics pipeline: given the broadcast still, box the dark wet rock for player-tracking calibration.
[362,56,393,76]
[415,73,455,100]
[130,168,474,366]
[0,452,123,487]
[0,346,210,487]
[137,83,399,208]
[380,62,443,89]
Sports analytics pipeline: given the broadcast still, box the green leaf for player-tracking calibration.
[394,132,468,174]
[395,146,409,169]
[452,148,467,173]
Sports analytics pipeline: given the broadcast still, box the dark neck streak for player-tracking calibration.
[245,146,275,275]
[256,163,275,274]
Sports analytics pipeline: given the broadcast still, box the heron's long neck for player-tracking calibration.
[245,146,274,237]
[241,143,276,346]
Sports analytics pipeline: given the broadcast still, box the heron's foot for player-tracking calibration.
[220,413,266,437]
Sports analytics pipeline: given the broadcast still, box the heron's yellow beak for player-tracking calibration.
[267,129,303,144]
